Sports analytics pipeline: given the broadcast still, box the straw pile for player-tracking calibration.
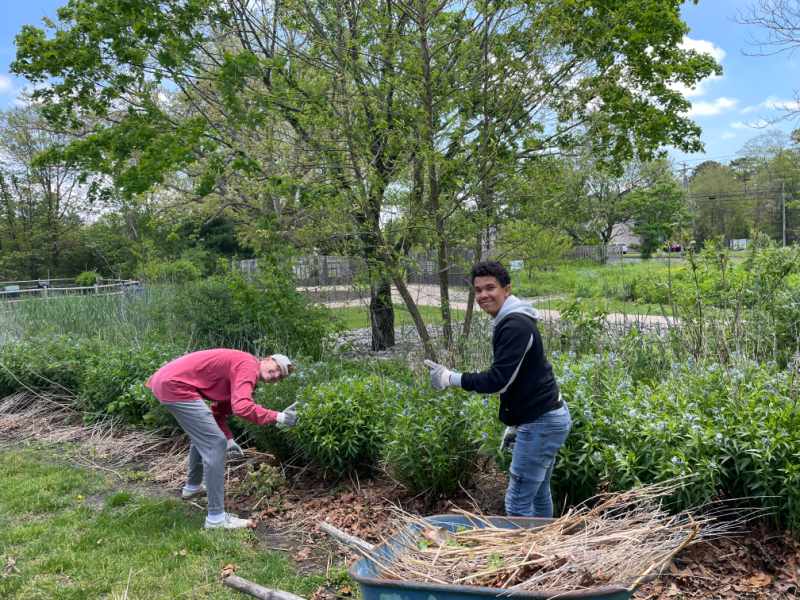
[367,480,743,592]
[0,391,191,488]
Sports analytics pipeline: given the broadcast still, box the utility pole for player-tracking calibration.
[776,179,790,247]
[680,162,695,241]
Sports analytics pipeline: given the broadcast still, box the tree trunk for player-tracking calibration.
[419,0,454,356]
[459,230,482,361]
[369,275,395,351]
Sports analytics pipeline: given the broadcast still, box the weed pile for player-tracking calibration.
[367,481,743,593]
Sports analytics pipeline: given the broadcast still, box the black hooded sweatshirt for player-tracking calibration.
[459,301,561,426]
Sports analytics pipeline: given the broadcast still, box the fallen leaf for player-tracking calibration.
[339,586,352,596]
[220,564,241,577]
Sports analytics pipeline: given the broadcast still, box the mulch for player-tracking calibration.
[223,461,800,600]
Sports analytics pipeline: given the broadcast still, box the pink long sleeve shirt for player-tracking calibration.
[146,349,278,439]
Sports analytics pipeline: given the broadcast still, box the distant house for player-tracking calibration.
[610,222,645,248]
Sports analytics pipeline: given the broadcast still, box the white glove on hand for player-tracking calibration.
[424,360,454,392]
[226,438,244,459]
[500,426,518,453]
[276,402,299,428]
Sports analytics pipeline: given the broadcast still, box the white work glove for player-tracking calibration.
[500,426,518,453]
[424,360,456,392]
[226,439,244,459]
[276,402,299,428]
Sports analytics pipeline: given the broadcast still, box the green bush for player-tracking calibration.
[0,334,98,397]
[383,385,501,497]
[75,271,98,287]
[289,375,388,475]
[227,259,332,360]
[144,259,202,282]
[550,350,800,531]
[0,334,183,425]
[80,341,183,422]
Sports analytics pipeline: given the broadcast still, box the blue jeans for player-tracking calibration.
[505,402,572,518]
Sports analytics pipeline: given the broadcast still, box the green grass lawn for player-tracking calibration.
[329,304,468,331]
[0,447,328,600]
[530,295,675,317]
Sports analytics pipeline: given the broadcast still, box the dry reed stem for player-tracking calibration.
[366,479,736,593]
[0,391,268,490]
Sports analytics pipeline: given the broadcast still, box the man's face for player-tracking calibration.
[260,358,286,383]
[473,275,511,318]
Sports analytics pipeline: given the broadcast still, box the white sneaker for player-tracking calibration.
[182,483,207,500]
[204,513,253,530]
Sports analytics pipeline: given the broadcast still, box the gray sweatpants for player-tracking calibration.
[159,399,226,515]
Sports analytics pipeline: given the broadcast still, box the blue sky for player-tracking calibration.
[1,0,797,167]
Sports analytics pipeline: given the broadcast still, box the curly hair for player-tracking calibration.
[469,260,510,287]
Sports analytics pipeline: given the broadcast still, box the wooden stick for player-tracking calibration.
[318,522,376,553]
[224,575,306,600]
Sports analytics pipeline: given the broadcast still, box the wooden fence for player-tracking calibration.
[0,279,140,301]
[237,250,479,288]
[569,244,623,264]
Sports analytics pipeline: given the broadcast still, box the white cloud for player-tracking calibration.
[670,38,726,98]
[683,97,739,117]
[722,131,736,139]
[679,38,727,63]
[740,95,798,114]
[0,75,13,94]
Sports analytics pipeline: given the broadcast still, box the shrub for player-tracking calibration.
[227,258,332,360]
[144,259,202,282]
[382,385,502,497]
[75,271,98,287]
[0,334,108,397]
[289,375,388,475]
[558,297,609,353]
[238,463,286,498]
[0,333,183,426]
[550,350,800,531]
[79,341,183,423]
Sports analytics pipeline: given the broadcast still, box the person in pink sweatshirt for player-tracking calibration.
[147,349,298,530]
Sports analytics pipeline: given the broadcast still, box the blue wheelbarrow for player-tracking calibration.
[349,514,664,600]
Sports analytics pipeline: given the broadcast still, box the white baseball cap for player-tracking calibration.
[270,354,294,377]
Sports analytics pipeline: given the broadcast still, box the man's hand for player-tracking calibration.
[226,439,244,459]
[424,360,454,392]
[500,426,518,453]
[276,402,299,428]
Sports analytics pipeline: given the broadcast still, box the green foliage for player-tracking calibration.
[290,376,388,475]
[383,385,501,497]
[628,180,688,259]
[143,258,202,282]
[75,271,98,287]
[558,297,610,353]
[239,463,286,498]
[550,350,800,531]
[0,334,183,425]
[226,256,332,359]
[497,223,573,276]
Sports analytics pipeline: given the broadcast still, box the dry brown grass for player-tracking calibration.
[366,479,746,593]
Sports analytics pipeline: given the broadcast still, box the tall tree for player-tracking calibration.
[0,105,91,279]
[13,0,721,360]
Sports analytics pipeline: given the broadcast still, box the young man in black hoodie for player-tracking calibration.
[425,260,571,518]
